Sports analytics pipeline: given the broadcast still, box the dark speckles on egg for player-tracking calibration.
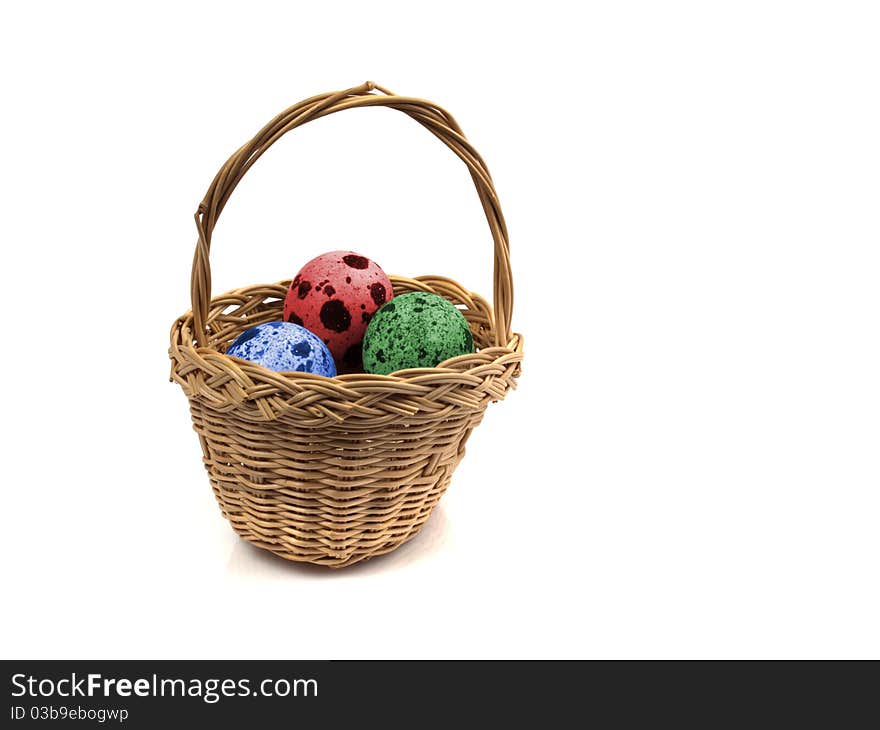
[369,282,387,307]
[320,300,351,332]
[342,254,369,269]
[291,340,311,358]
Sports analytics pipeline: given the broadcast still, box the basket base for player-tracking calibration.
[218,471,453,568]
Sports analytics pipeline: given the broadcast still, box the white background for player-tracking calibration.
[1,1,878,659]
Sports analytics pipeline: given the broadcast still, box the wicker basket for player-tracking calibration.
[169,82,523,567]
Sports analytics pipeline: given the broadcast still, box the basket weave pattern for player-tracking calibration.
[169,83,522,567]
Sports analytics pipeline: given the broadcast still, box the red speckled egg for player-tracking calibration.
[283,250,393,373]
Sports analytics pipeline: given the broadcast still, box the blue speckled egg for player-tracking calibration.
[226,322,336,376]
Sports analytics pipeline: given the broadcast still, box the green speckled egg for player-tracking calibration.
[363,292,475,374]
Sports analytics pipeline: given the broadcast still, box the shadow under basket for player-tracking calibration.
[168,82,523,568]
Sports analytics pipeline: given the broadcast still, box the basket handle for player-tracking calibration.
[191,81,513,349]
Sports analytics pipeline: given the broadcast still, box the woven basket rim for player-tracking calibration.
[170,276,523,387]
